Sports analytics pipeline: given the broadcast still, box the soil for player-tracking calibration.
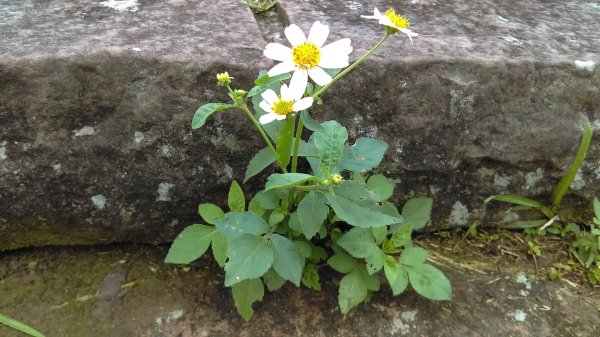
[1,231,599,337]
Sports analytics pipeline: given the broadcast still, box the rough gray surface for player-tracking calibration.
[1,0,600,249]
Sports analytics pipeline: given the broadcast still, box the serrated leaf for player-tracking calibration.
[198,203,225,225]
[263,268,287,291]
[231,278,264,321]
[302,263,321,291]
[358,265,380,291]
[211,231,228,267]
[314,120,348,172]
[225,235,273,286]
[215,211,269,238]
[367,174,394,202]
[406,263,452,300]
[165,224,214,264]
[484,194,543,208]
[384,256,399,285]
[276,118,295,169]
[391,264,409,295]
[339,137,388,173]
[310,245,328,262]
[338,269,368,314]
[337,228,379,258]
[244,148,276,183]
[0,314,45,337]
[228,181,245,212]
[388,224,413,250]
[328,252,357,273]
[594,197,600,221]
[326,193,403,228]
[254,71,291,86]
[371,227,387,245]
[365,248,385,274]
[253,190,280,210]
[248,196,266,216]
[297,191,329,239]
[265,173,318,191]
[293,240,312,258]
[300,110,324,132]
[270,234,305,286]
[400,246,428,266]
[401,197,433,229]
[192,103,235,129]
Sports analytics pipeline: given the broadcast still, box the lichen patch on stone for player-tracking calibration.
[525,168,544,190]
[156,182,174,201]
[0,141,7,160]
[449,201,469,226]
[74,126,95,137]
[574,60,596,72]
[91,195,107,210]
[513,310,527,322]
[100,0,139,12]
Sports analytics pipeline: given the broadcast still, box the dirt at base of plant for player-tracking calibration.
[1,232,598,337]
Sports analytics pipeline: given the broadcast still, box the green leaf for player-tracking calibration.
[269,234,305,286]
[339,137,388,173]
[389,224,413,249]
[371,227,387,245]
[401,197,433,229]
[276,118,295,169]
[296,191,329,239]
[0,314,45,337]
[501,219,547,229]
[367,174,394,202]
[593,197,600,223]
[244,148,276,183]
[300,110,324,132]
[337,228,379,258]
[326,193,403,228]
[484,194,543,208]
[215,211,269,238]
[198,203,225,225]
[551,121,592,208]
[384,256,399,285]
[225,235,273,286]
[228,181,245,212]
[254,71,291,86]
[248,196,266,216]
[338,269,368,314]
[253,190,280,209]
[358,265,380,291]
[365,248,385,274]
[268,210,285,226]
[328,252,357,273]
[383,258,408,296]
[265,173,318,191]
[314,120,348,172]
[231,278,264,321]
[400,246,428,266]
[165,224,214,264]
[192,103,235,129]
[301,263,321,291]
[406,264,452,300]
[293,241,312,258]
[211,231,229,267]
[262,269,287,291]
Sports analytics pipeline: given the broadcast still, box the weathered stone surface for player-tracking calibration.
[1,0,599,249]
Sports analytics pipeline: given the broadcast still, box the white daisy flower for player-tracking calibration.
[362,8,418,44]
[263,21,353,99]
[258,84,314,125]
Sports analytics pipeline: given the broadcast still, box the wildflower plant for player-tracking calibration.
[165,9,451,320]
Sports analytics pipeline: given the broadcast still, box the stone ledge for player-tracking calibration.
[0,0,599,249]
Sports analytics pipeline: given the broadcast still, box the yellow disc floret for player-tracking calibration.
[385,9,410,29]
[272,98,294,116]
[292,42,321,70]
[216,71,232,85]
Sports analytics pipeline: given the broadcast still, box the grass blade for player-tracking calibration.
[0,314,45,337]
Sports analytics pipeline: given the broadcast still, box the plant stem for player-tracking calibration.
[312,33,390,100]
[239,103,287,173]
[290,115,304,173]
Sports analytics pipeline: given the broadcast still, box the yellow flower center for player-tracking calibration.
[292,42,321,70]
[272,98,294,116]
[385,9,410,29]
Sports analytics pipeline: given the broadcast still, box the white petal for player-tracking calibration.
[267,61,296,77]
[307,21,329,48]
[261,89,279,105]
[259,112,278,125]
[264,43,292,62]
[379,16,393,27]
[362,7,382,19]
[321,38,353,57]
[288,69,308,101]
[292,97,314,111]
[280,84,292,101]
[259,100,274,113]
[318,51,350,69]
[399,28,418,45]
[274,114,287,121]
[308,67,332,86]
[285,24,307,47]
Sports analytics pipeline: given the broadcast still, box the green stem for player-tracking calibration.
[290,115,304,173]
[312,33,390,100]
[239,103,287,173]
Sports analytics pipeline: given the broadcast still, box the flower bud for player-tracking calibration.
[216,71,232,86]
[331,174,343,185]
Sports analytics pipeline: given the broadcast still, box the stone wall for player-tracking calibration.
[1,0,599,249]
